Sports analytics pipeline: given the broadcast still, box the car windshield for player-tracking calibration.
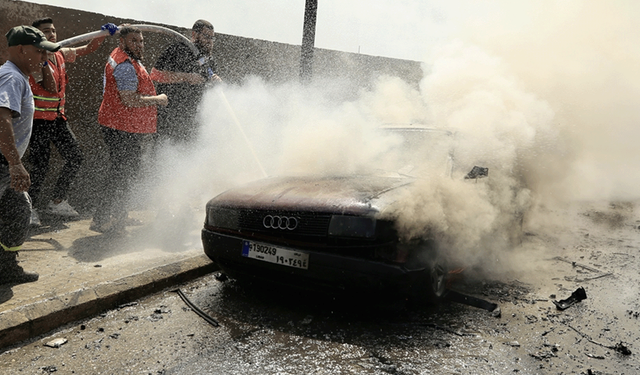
[375,126,454,177]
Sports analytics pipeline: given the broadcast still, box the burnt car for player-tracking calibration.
[202,125,484,302]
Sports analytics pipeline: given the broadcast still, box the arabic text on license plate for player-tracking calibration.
[241,241,309,269]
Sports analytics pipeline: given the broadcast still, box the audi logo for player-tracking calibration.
[263,215,298,230]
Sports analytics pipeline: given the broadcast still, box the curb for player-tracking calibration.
[0,255,218,352]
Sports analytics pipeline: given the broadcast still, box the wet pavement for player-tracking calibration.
[0,209,217,352]
[1,201,638,374]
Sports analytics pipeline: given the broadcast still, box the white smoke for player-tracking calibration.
[134,1,640,271]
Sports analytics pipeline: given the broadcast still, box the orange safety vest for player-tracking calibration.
[29,51,67,121]
[98,47,157,134]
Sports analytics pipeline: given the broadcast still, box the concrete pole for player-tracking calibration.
[300,0,318,83]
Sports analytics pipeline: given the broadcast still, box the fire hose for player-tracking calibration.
[58,24,199,56]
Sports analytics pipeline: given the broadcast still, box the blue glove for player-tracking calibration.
[101,23,118,36]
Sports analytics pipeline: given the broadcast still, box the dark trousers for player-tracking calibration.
[27,118,83,207]
[93,127,144,224]
[0,167,32,249]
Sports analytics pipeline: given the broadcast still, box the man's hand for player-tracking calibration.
[9,163,30,192]
[157,94,168,106]
[210,74,223,83]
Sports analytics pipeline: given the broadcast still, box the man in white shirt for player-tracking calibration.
[0,25,59,285]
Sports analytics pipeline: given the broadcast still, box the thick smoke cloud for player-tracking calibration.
[138,1,639,271]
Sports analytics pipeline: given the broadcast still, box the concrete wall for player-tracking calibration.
[1,0,422,212]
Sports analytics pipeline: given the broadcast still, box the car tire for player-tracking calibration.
[407,240,448,304]
[426,258,448,302]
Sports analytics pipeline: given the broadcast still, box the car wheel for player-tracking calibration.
[407,241,448,304]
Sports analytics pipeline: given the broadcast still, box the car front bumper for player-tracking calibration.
[201,228,430,297]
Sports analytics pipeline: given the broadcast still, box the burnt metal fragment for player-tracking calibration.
[553,287,587,310]
[444,290,501,317]
[464,166,489,179]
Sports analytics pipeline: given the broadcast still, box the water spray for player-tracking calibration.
[214,87,268,178]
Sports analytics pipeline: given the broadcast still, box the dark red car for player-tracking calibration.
[202,126,485,302]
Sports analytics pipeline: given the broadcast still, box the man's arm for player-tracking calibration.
[150,67,205,85]
[119,91,168,108]
[39,62,57,93]
[113,61,168,108]
[0,108,30,191]
[73,35,105,57]
[61,35,106,63]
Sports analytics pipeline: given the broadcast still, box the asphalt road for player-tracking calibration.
[1,200,638,375]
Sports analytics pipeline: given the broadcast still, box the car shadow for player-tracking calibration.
[186,276,485,351]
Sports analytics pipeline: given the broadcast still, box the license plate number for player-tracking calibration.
[241,241,309,269]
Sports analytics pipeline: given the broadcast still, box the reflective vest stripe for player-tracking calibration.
[34,107,61,111]
[33,95,62,101]
[33,94,64,112]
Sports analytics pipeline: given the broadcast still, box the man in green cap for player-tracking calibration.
[0,25,59,285]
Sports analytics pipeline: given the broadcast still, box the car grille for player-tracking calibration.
[238,210,332,237]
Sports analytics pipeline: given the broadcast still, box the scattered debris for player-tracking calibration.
[541,328,555,336]
[415,323,474,337]
[585,353,605,359]
[551,256,602,273]
[530,350,556,360]
[301,315,313,325]
[44,338,67,348]
[214,272,228,282]
[553,287,587,310]
[612,342,632,355]
[525,315,539,324]
[173,288,220,327]
[445,290,501,317]
[118,301,139,309]
[564,324,632,355]
[40,365,57,373]
[574,273,613,282]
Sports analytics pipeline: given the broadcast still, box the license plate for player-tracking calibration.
[241,241,309,270]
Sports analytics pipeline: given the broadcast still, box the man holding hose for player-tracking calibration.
[91,26,168,234]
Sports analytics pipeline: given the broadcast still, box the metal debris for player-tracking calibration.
[553,287,587,310]
[173,288,220,327]
[444,290,501,317]
[564,324,632,355]
[44,338,67,348]
[551,256,602,273]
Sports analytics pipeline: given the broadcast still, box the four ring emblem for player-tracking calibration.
[263,215,298,230]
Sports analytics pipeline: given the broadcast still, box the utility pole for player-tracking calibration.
[300,0,317,83]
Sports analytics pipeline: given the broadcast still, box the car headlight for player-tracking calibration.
[206,207,240,230]
[328,215,376,239]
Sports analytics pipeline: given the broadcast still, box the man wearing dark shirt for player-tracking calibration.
[151,19,221,144]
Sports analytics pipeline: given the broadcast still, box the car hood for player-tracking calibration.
[209,175,415,216]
